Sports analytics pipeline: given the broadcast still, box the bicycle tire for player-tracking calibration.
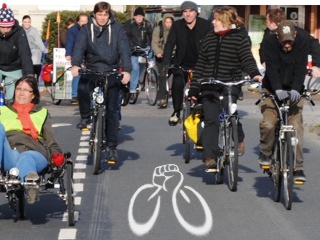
[17,189,25,219]
[89,116,96,155]
[46,84,62,105]
[93,108,103,175]
[66,162,75,226]
[215,156,225,184]
[215,124,225,184]
[282,132,294,210]
[145,68,158,106]
[184,100,191,163]
[272,141,281,202]
[226,117,239,192]
[306,76,320,95]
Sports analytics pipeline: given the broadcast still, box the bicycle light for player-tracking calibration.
[9,167,19,177]
[230,103,237,114]
[185,88,189,96]
[96,95,104,104]
[291,137,299,146]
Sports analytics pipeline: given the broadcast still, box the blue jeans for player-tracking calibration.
[72,76,80,98]
[0,123,47,180]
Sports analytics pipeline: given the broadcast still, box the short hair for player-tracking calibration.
[64,18,75,27]
[93,1,112,15]
[266,8,286,25]
[14,75,40,104]
[76,13,89,22]
[22,15,31,21]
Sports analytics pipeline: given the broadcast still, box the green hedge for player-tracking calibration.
[41,10,130,60]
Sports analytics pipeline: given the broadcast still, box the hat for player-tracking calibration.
[180,1,198,12]
[134,7,145,17]
[0,3,15,27]
[277,20,296,43]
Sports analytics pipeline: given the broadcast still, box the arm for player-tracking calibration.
[42,113,63,157]
[18,28,34,75]
[65,27,75,58]
[151,26,163,57]
[162,23,176,65]
[31,27,46,53]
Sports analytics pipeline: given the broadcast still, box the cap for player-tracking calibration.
[134,7,145,17]
[277,20,296,43]
[0,3,15,27]
[180,1,198,12]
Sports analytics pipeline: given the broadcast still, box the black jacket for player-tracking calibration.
[72,15,132,73]
[162,17,213,67]
[123,19,153,49]
[262,31,309,93]
[0,21,33,74]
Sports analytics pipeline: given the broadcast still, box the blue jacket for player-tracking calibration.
[71,15,132,73]
[65,23,81,57]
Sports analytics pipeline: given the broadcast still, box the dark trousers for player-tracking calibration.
[171,68,188,112]
[78,73,121,147]
[155,58,167,100]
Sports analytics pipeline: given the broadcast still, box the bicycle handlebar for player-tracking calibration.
[255,91,315,106]
[78,68,123,79]
[197,77,258,86]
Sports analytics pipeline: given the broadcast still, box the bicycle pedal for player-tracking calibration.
[260,164,270,170]
[205,168,217,173]
[195,145,203,150]
[294,180,305,185]
[107,160,117,165]
[82,127,90,131]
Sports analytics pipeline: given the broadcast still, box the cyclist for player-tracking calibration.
[151,13,175,109]
[123,7,154,104]
[259,8,320,79]
[0,3,33,101]
[258,20,309,182]
[70,1,131,163]
[162,1,212,126]
[0,75,64,204]
[188,6,262,169]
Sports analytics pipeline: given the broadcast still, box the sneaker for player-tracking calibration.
[238,142,245,156]
[129,93,137,104]
[76,118,90,129]
[70,97,78,105]
[25,171,40,204]
[168,111,181,126]
[293,170,306,182]
[205,157,217,169]
[157,99,167,109]
[106,147,118,164]
[258,152,271,166]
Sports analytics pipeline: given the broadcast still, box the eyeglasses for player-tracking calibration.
[15,87,33,93]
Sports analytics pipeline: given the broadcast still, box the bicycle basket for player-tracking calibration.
[184,113,204,145]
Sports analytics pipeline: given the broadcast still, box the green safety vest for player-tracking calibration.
[0,106,47,139]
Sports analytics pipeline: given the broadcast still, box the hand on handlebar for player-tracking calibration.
[253,75,263,83]
[290,90,300,102]
[275,90,289,101]
[121,72,131,85]
[71,66,81,77]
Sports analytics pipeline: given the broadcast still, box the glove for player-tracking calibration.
[52,153,65,167]
[275,90,289,101]
[290,90,300,102]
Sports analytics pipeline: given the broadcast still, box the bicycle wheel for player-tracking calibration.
[215,124,225,184]
[46,83,62,105]
[226,118,239,192]
[89,115,96,155]
[145,68,158,106]
[271,141,281,202]
[66,162,75,226]
[282,132,294,210]
[183,100,191,163]
[215,156,225,184]
[93,108,103,175]
[306,76,320,95]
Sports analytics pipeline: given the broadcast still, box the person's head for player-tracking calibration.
[212,6,243,32]
[277,20,296,52]
[64,18,75,29]
[14,75,40,105]
[163,14,174,30]
[266,8,286,31]
[133,7,145,24]
[22,15,31,30]
[93,1,112,26]
[77,13,89,27]
[0,3,15,35]
[180,1,198,24]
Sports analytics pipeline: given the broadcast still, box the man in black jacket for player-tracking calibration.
[163,1,212,126]
[258,20,308,182]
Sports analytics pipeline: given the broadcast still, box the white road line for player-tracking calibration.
[73,172,86,179]
[79,141,89,147]
[78,148,89,153]
[76,155,87,161]
[80,136,90,141]
[58,229,77,240]
[74,163,87,169]
[74,183,84,192]
[75,196,81,205]
[82,130,90,135]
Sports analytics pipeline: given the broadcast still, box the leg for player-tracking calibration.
[77,74,94,129]
[0,123,17,171]
[155,59,167,106]
[3,70,23,101]
[71,76,80,99]
[16,151,48,180]
[129,56,139,93]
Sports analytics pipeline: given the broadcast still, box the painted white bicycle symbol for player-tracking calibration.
[128,164,213,236]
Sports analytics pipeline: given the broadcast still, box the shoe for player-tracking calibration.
[238,142,245,156]
[106,147,118,164]
[205,157,217,169]
[258,152,271,166]
[25,171,40,204]
[238,90,244,101]
[157,99,167,109]
[168,111,181,126]
[293,170,306,182]
[76,118,90,129]
[129,93,137,104]
[70,97,78,105]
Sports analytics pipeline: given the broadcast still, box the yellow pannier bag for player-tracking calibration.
[184,113,201,144]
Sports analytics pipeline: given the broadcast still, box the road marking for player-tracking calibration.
[76,155,87,161]
[75,196,81,205]
[78,148,89,153]
[73,172,86,179]
[74,163,86,169]
[74,183,84,192]
[58,229,77,240]
[52,123,72,128]
[80,136,90,141]
[79,141,89,147]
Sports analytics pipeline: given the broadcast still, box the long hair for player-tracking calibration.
[13,75,40,104]
[213,6,244,28]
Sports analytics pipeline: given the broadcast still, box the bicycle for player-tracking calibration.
[78,68,123,175]
[130,46,158,105]
[0,152,75,226]
[192,77,255,192]
[255,75,316,210]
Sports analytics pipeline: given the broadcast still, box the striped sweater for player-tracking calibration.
[189,28,261,97]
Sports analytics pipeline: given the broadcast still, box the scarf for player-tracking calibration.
[215,29,232,36]
[13,102,39,141]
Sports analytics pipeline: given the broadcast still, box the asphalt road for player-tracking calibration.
[1,86,320,240]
